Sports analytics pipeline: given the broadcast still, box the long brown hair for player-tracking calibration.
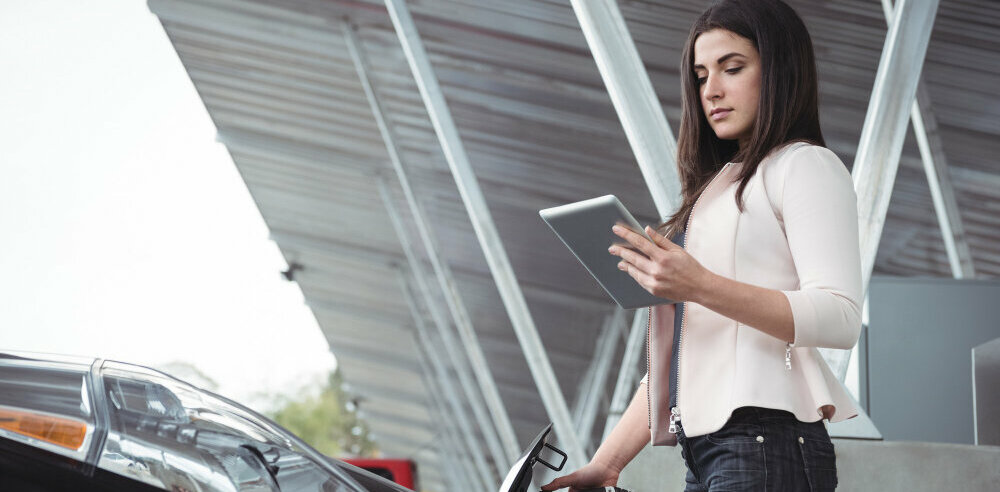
[658,0,825,238]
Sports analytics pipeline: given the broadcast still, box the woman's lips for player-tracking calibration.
[711,109,732,121]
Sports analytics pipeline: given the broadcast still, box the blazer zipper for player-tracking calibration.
[645,307,653,430]
[670,162,732,434]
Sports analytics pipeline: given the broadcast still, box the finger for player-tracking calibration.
[645,225,679,250]
[619,259,655,292]
[609,240,635,250]
[615,246,655,273]
[541,474,570,491]
[612,225,659,257]
[635,267,656,290]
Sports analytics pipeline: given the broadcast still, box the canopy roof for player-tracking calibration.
[150,0,999,489]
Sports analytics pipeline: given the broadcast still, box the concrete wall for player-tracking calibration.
[617,439,1000,491]
[867,277,1000,444]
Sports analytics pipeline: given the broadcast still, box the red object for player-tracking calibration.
[342,458,418,489]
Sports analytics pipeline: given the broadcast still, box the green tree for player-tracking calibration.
[267,369,377,457]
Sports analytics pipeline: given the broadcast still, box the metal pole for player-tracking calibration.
[341,18,520,466]
[384,0,587,468]
[400,269,495,492]
[415,344,479,492]
[571,0,696,450]
[603,309,647,440]
[574,309,625,454]
[569,0,681,214]
[853,0,941,290]
[877,0,975,280]
[374,170,507,475]
[573,360,598,434]
[826,0,939,441]
[912,86,975,279]
[377,178,504,483]
[815,0,941,382]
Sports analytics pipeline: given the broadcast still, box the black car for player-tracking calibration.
[0,351,412,492]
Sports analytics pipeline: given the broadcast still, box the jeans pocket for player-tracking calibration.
[705,423,764,445]
[797,437,838,491]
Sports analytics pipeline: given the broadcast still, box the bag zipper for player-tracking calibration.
[670,161,733,434]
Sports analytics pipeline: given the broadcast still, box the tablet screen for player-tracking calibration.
[540,195,676,309]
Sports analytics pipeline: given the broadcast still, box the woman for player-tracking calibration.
[542,1,861,491]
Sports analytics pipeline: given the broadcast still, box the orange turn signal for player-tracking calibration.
[0,408,87,450]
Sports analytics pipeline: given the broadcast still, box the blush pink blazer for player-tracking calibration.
[640,141,863,446]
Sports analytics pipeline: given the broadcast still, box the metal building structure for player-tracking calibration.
[147,1,999,490]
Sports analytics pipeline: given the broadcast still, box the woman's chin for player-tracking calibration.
[712,126,749,142]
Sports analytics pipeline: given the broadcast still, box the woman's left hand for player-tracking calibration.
[609,225,712,303]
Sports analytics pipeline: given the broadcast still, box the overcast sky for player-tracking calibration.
[1,0,337,410]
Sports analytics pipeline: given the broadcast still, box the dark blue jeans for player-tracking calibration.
[676,406,838,491]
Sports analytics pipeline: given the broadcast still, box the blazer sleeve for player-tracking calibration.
[778,145,863,350]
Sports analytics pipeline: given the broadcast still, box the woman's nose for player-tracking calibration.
[703,74,722,100]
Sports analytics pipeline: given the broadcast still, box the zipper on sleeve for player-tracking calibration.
[785,342,793,370]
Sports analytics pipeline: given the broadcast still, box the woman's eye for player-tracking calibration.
[696,67,740,85]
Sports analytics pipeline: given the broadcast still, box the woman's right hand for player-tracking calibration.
[540,460,620,491]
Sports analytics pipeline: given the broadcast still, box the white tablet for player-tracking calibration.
[539,195,676,310]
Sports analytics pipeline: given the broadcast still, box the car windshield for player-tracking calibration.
[97,361,364,492]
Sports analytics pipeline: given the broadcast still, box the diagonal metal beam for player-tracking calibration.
[829,0,939,441]
[569,1,689,448]
[819,0,942,382]
[341,18,520,467]
[373,173,505,483]
[852,0,941,291]
[414,341,542,492]
[413,330,482,492]
[573,308,625,455]
[912,88,976,279]
[399,268,495,492]
[878,0,975,280]
[384,0,586,469]
[603,308,648,441]
[570,0,681,214]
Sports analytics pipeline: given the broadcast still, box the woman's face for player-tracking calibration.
[693,29,761,149]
